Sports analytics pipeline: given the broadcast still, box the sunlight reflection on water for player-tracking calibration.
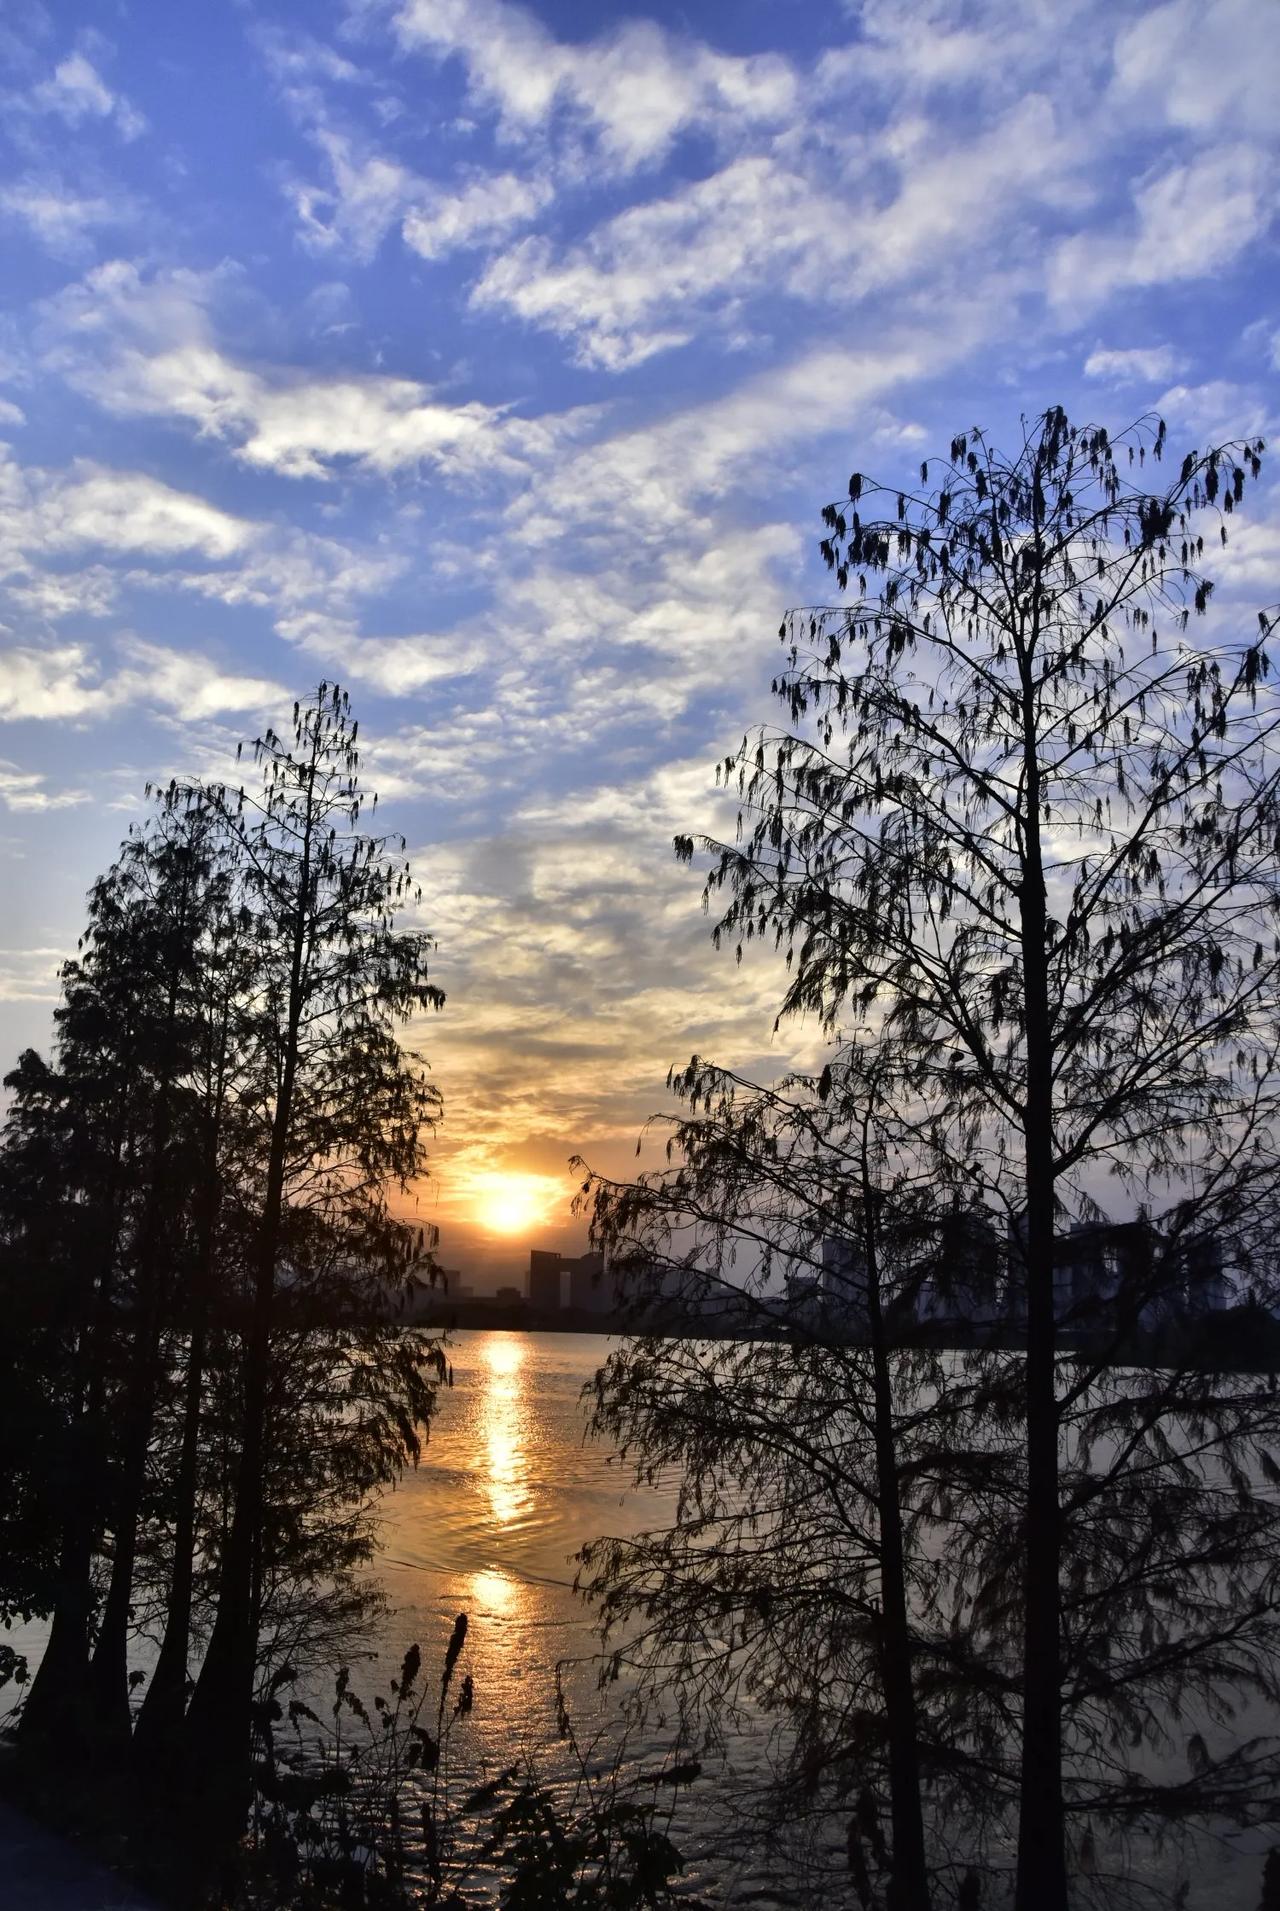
[369,1331,780,1902]
[368,1331,1271,1910]
[478,1332,531,1531]
[4,1332,1263,1906]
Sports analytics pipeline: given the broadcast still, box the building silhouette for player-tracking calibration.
[528,1247,608,1313]
[528,1249,564,1312]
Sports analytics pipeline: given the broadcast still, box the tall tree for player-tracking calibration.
[132,812,253,1764]
[10,841,181,1757]
[581,1050,992,1909]
[0,1048,92,1641]
[661,408,1279,1904]
[181,684,444,1844]
[84,802,229,1751]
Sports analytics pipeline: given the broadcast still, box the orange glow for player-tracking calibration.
[480,1333,529,1528]
[469,1566,519,1617]
[471,1170,563,1236]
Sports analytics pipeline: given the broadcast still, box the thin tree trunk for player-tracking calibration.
[181,1284,272,1814]
[1014,636,1067,1909]
[861,1125,931,1911]
[132,1311,209,1761]
[19,1122,131,1759]
[87,1375,155,1750]
[135,968,231,1764]
[90,921,190,1747]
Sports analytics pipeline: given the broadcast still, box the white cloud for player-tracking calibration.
[391,0,796,170]
[474,95,1081,370]
[2,565,120,622]
[1050,145,1274,309]
[0,637,286,725]
[41,260,585,480]
[0,761,90,811]
[0,642,122,721]
[1113,0,1279,139]
[33,465,255,560]
[30,51,145,140]
[1153,379,1274,445]
[0,177,124,250]
[472,154,804,368]
[517,333,964,544]
[823,0,1107,104]
[1084,344,1188,383]
[274,612,483,695]
[252,24,370,95]
[237,374,500,479]
[258,21,550,265]
[287,130,420,262]
[285,124,551,265]
[0,948,71,1003]
[114,638,287,720]
[401,169,551,261]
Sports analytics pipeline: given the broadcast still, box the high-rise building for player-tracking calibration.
[822,1236,869,1327]
[567,1251,607,1312]
[528,1249,564,1312]
[528,1247,614,1314]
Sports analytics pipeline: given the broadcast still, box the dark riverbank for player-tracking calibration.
[0,1757,159,1910]
[409,1295,1280,1372]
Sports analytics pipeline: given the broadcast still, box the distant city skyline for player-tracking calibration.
[1,0,1276,1271]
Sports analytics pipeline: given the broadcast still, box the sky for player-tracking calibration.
[0,0,1277,1284]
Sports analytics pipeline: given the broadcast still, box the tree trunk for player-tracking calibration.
[136,979,231,1766]
[87,1381,154,1751]
[89,1218,170,1747]
[863,1158,932,1911]
[90,943,188,1748]
[16,1423,101,1758]
[1014,643,1067,1909]
[131,1312,207,1763]
[180,1359,263,1847]
[18,1130,130,1761]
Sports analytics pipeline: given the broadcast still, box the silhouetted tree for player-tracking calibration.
[11,824,205,1759]
[84,803,231,1752]
[581,1047,1016,1909]
[133,812,256,1764]
[621,408,1280,1904]
[2,684,448,1882]
[181,684,444,1847]
[0,1048,93,1635]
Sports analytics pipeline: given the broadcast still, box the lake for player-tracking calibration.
[371,1328,658,1767]
[363,1328,783,1903]
[3,1329,1273,1904]
[370,1330,1276,1909]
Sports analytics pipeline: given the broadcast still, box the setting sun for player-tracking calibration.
[470,1171,563,1237]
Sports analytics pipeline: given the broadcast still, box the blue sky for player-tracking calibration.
[0,0,1276,1277]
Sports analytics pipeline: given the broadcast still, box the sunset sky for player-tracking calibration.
[1,0,1276,1282]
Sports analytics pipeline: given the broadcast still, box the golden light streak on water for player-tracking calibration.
[468,1566,518,1617]
[479,1332,531,1529]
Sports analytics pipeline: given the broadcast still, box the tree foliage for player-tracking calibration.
[587,407,1280,1907]
[1,684,448,1880]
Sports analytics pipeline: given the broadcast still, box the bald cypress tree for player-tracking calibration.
[660,409,1280,1904]
[2,684,447,1879]
[181,685,444,1845]
[581,1049,990,1910]
[12,819,209,1759]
